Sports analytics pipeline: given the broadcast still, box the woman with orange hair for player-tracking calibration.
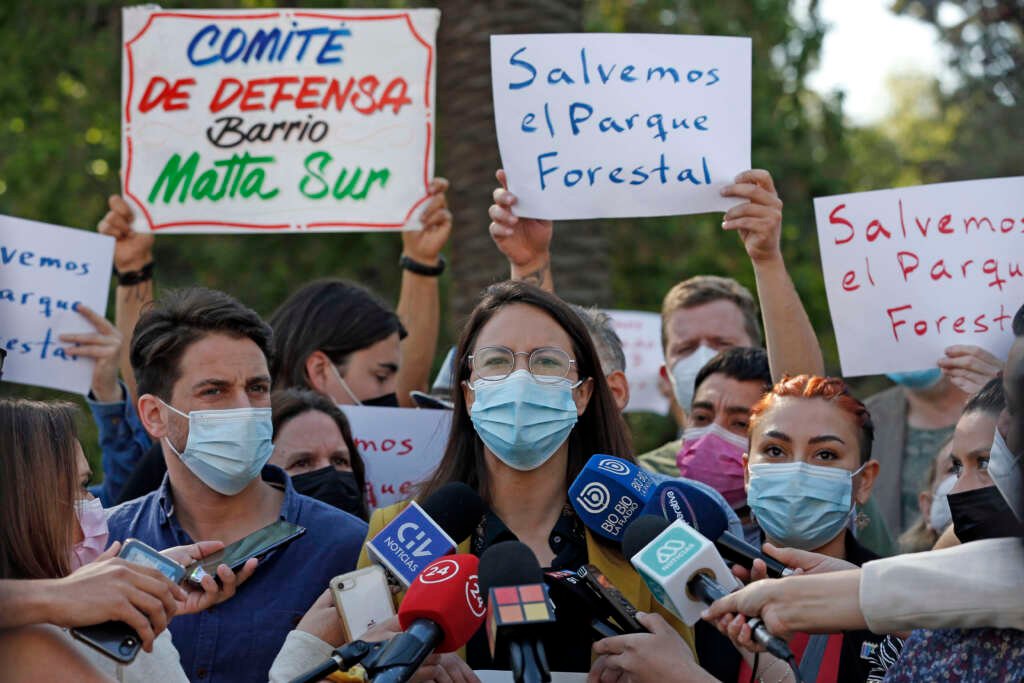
[729,375,884,683]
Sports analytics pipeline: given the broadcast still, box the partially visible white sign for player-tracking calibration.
[0,215,114,394]
[605,310,668,415]
[340,405,451,510]
[491,33,751,220]
[813,176,1024,376]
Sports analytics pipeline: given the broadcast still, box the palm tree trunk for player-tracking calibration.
[435,0,611,322]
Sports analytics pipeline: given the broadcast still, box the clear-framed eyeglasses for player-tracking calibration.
[468,345,580,384]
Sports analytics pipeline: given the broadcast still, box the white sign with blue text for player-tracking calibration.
[491,33,751,220]
[0,215,114,394]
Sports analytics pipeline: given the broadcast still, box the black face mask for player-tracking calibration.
[361,392,399,408]
[948,485,1024,543]
[291,467,367,520]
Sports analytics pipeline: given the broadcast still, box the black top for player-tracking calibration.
[697,531,882,683]
[467,504,593,673]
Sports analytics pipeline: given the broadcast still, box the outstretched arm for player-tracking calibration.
[395,178,452,406]
[489,169,555,293]
[722,170,825,380]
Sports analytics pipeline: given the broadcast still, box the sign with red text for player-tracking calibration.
[814,177,1024,377]
[491,33,750,220]
[121,7,438,233]
[340,405,451,511]
[605,310,668,415]
[0,216,114,394]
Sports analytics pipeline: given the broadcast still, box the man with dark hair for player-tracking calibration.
[106,287,367,683]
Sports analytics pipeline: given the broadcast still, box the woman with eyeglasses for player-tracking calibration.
[354,281,700,679]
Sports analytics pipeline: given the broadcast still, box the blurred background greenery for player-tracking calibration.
[1,0,1020,475]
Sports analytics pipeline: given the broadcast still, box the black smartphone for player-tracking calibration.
[184,519,305,585]
[581,564,645,634]
[71,539,186,663]
[409,390,453,410]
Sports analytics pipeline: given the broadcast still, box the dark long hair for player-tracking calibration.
[271,388,369,520]
[419,281,633,502]
[0,400,79,579]
[269,279,406,390]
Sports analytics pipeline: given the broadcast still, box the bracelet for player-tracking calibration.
[114,261,154,287]
[399,254,445,277]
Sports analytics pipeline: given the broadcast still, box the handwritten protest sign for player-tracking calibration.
[605,310,668,415]
[814,177,1024,377]
[0,216,114,394]
[121,7,438,233]
[340,405,451,510]
[491,33,750,220]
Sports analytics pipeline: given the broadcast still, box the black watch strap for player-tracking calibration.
[400,254,446,276]
[114,261,155,287]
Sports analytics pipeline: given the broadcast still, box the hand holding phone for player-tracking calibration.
[184,520,305,586]
[330,566,395,642]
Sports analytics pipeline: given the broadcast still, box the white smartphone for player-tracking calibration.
[329,565,395,641]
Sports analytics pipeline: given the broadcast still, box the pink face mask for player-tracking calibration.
[677,423,748,509]
[70,497,109,571]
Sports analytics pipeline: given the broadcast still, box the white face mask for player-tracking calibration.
[668,345,718,410]
[989,427,1024,522]
[928,473,956,532]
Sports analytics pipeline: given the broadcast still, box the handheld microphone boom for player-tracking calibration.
[288,554,485,683]
[479,541,557,683]
[568,455,656,542]
[623,516,794,664]
[367,482,486,587]
[370,554,487,683]
[643,478,790,578]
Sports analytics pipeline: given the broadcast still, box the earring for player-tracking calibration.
[855,507,871,531]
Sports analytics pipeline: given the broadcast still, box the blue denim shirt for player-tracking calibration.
[86,381,152,506]
[106,465,368,682]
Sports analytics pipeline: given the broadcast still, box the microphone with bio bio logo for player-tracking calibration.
[568,454,656,542]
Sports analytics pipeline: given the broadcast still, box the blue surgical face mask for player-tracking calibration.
[886,368,942,390]
[162,401,274,495]
[747,461,866,551]
[469,370,580,471]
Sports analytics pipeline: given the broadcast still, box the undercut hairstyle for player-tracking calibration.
[750,375,875,463]
[0,400,79,580]
[569,304,626,374]
[693,347,771,395]
[420,281,633,502]
[269,279,407,390]
[1014,302,1024,336]
[131,288,273,400]
[271,388,368,520]
[962,377,1006,417]
[660,275,762,351]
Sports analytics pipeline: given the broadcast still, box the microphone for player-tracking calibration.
[623,516,795,663]
[479,541,556,683]
[643,478,790,579]
[568,454,656,542]
[544,564,645,637]
[370,554,487,683]
[367,482,486,587]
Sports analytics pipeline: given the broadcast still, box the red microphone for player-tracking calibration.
[372,555,486,683]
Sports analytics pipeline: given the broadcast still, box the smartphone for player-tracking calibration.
[71,539,186,664]
[185,520,305,585]
[330,566,395,641]
[410,390,453,410]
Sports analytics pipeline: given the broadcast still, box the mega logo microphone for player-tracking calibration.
[367,482,486,587]
[371,554,487,683]
[568,454,656,542]
[643,478,790,579]
[623,516,795,664]
[289,554,485,683]
[479,541,557,683]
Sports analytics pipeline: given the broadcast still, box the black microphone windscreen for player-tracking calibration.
[421,482,487,544]
[478,541,543,598]
[621,515,672,560]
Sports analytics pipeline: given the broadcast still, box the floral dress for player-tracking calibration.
[883,627,1024,682]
